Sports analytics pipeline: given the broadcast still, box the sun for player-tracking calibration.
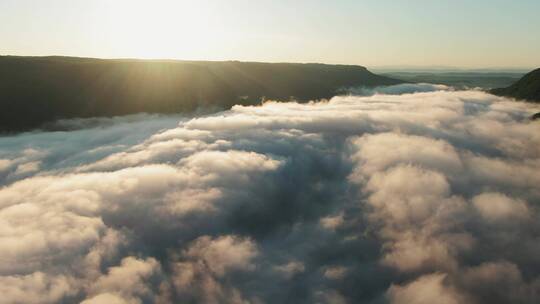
[99,0,223,59]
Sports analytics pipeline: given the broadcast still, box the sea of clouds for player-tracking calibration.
[1,85,539,304]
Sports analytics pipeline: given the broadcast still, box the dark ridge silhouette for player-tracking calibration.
[490,68,540,102]
[0,56,402,133]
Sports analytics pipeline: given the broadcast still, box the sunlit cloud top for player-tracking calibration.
[1,86,540,303]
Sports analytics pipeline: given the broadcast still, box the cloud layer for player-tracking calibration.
[0,86,539,303]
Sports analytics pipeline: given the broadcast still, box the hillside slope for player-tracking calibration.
[490,68,540,102]
[0,56,402,133]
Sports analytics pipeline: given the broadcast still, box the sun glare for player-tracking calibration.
[100,0,223,59]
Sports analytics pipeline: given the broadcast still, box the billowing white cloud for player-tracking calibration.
[172,235,259,304]
[81,293,131,304]
[323,266,348,280]
[181,235,258,277]
[0,85,539,303]
[274,260,305,279]
[473,192,530,222]
[0,272,75,304]
[320,212,345,230]
[0,159,12,172]
[84,257,163,304]
[387,273,467,304]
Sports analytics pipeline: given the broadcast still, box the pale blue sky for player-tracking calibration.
[1,0,539,68]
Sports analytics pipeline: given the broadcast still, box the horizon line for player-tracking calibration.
[1,53,537,72]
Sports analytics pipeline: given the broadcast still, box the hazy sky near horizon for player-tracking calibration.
[1,0,539,68]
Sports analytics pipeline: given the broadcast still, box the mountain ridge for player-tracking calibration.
[0,56,402,133]
[490,68,540,103]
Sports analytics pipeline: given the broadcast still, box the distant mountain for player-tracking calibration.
[490,68,540,102]
[0,56,402,133]
[382,71,524,90]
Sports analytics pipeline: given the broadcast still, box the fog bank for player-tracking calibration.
[1,85,539,304]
